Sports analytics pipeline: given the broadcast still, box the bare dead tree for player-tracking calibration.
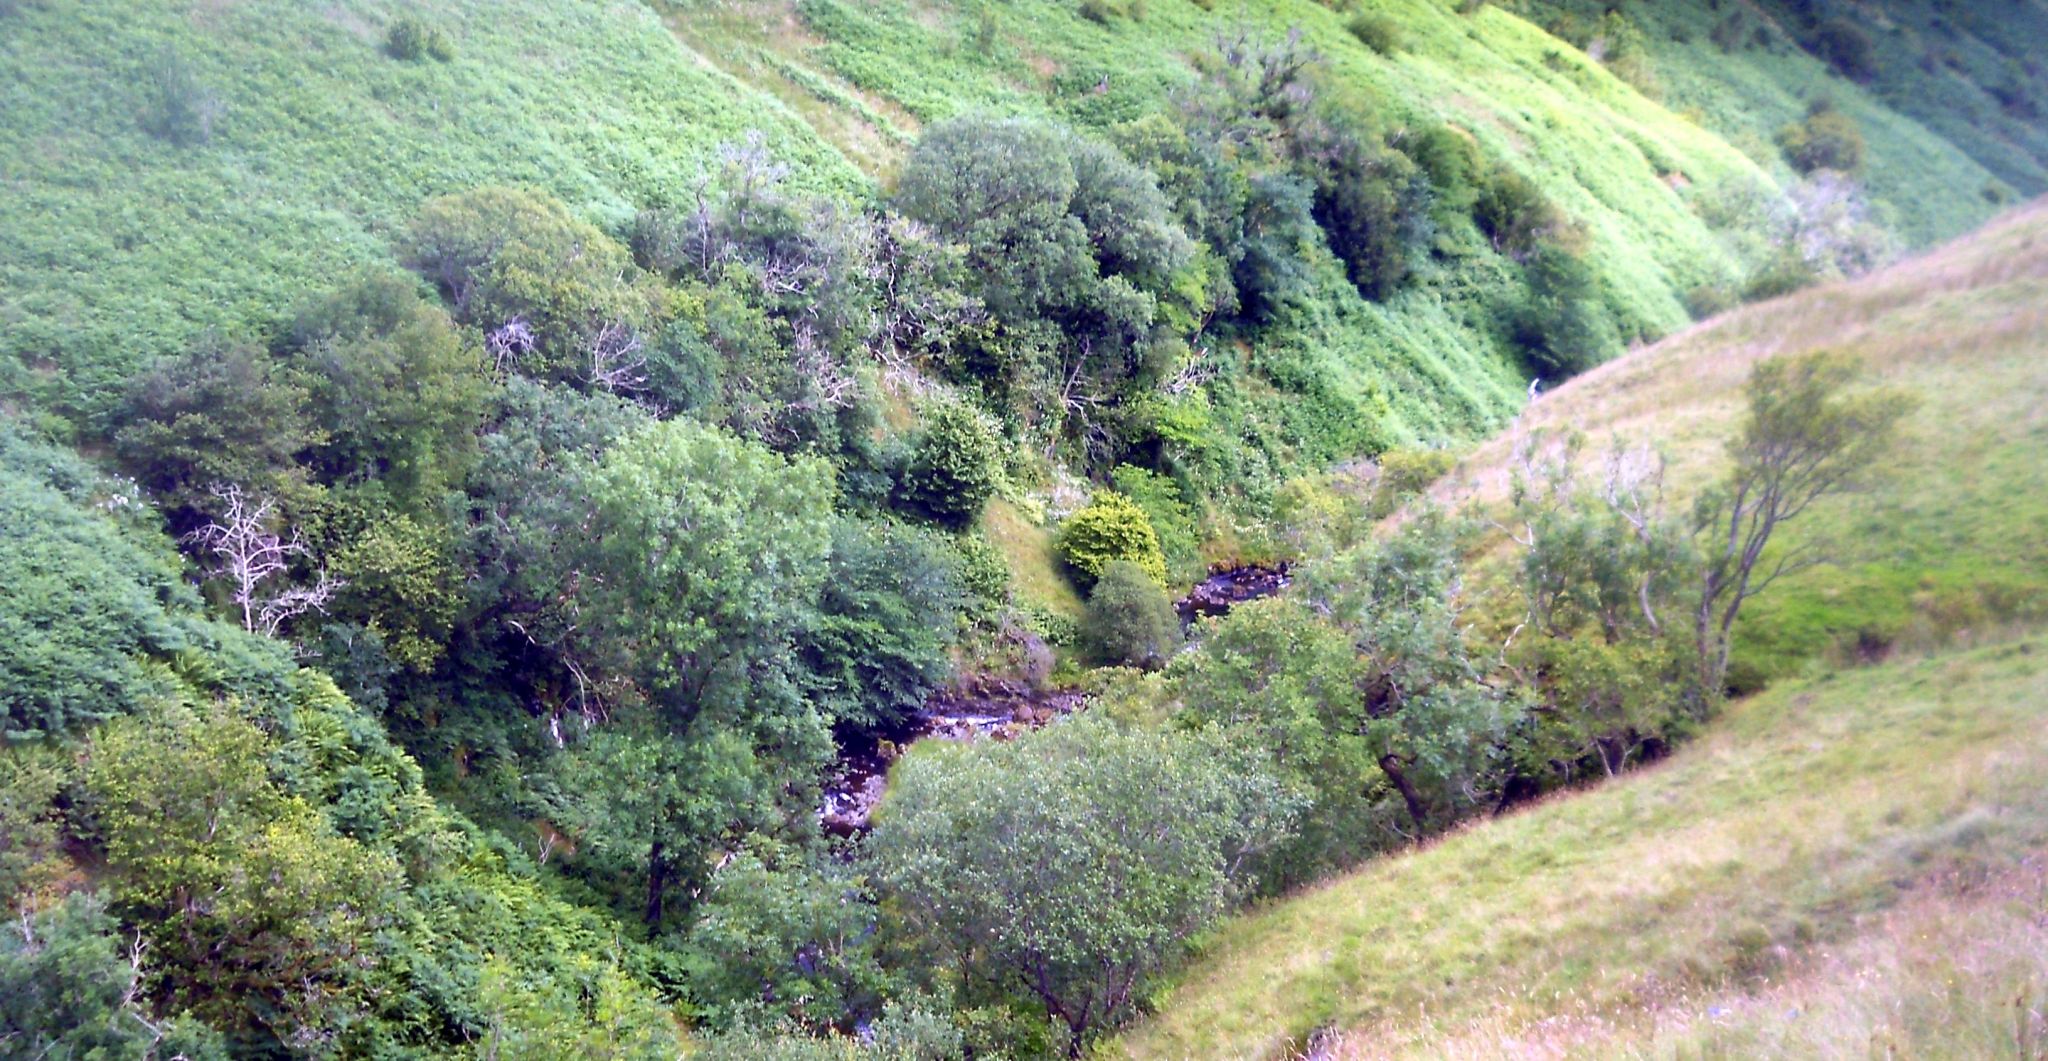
[584,318,649,394]
[484,316,536,378]
[1162,343,1218,396]
[787,325,860,413]
[184,483,344,639]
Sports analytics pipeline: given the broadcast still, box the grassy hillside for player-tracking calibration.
[7,0,2031,447]
[1518,0,2048,242]
[1121,630,2048,1059]
[1437,197,2048,683]
[1115,196,2048,1060]
[0,0,861,424]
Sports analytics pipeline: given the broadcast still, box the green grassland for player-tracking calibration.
[1114,197,2048,1061]
[1518,0,2048,242]
[0,0,862,424]
[6,0,2031,451]
[1121,630,2048,1059]
[1437,198,2048,682]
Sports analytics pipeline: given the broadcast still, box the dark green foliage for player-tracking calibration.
[1,892,227,1059]
[1082,560,1181,668]
[1170,597,1377,888]
[897,401,1002,528]
[1510,245,1618,379]
[802,521,965,735]
[553,418,838,928]
[0,427,192,741]
[1056,490,1168,589]
[385,17,454,62]
[1405,123,1485,219]
[867,712,1296,1052]
[1474,167,1563,260]
[113,339,317,521]
[1078,0,1118,25]
[1348,13,1403,56]
[1810,18,1878,83]
[893,115,1193,459]
[1777,103,1867,174]
[285,274,489,506]
[677,841,897,1033]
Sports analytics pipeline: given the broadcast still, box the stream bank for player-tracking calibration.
[820,562,1292,835]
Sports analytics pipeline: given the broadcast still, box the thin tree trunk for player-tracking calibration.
[644,840,668,929]
[1380,754,1428,834]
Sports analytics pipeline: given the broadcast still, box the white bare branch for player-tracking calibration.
[184,483,345,640]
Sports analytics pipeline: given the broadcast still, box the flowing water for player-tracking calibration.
[820,563,1291,835]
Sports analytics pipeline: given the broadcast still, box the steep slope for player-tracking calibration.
[7,0,2033,449]
[1442,197,2048,681]
[1121,630,2048,1059]
[1115,198,2048,1059]
[0,0,862,423]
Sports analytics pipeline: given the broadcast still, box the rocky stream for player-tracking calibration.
[819,564,1291,836]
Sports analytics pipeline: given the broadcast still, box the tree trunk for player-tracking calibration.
[644,840,669,930]
[1380,754,1428,834]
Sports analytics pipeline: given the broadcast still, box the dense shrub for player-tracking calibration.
[801,521,966,735]
[1348,13,1403,56]
[1510,245,1618,378]
[112,339,317,523]
[385,17,454,62]
[1,892,227,1058]
[893,115,1192,459]
[868,712,1296,1052]
[896,400,1003,528]
[1056,491,1168,589]
[1170,597,1376,888]
[1110,464,1200,579]
[678,842,898,1033]
[285,274,489,507]
[1810,18,1878,83]
[1082,560,1181,668]
[1474,168,1562,260]
[1776,103,1866,174]
[401,187,654,386]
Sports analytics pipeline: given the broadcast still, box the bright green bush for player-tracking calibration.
[1110,464,1199,579]
[1083,560,1182,668]
[1056,491,1168,589]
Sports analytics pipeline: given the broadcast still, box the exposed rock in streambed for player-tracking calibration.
[822,563,1293,836]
